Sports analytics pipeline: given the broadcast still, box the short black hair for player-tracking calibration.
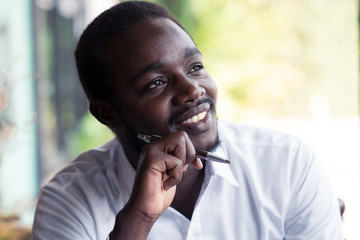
[75,1,186,102]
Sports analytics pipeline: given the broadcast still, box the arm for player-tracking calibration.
[284,142,343,239]
[109,131,202,240]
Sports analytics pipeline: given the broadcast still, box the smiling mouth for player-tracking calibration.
[182,111,207,124]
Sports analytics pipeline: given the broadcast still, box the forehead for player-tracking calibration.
[105,17,198,83]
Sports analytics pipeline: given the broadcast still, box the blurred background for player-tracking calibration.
[0,0,358,239]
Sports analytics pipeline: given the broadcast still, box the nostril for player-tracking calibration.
[172,75,206,105]
[199,87,206,96]
[184,84,204,103]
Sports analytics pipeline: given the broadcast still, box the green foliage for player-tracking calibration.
[154,0,358,121]
[67,113,114,157]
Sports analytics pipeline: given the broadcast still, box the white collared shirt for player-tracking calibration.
[32,120,343,239]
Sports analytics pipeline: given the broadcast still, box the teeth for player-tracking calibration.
[183,111,206,124]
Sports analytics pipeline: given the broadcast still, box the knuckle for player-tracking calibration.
[177,131,189,145]
[176,130,187,139]
[142,144,155,155]
[171,158,183,169]
[178,135,186,145]
[173,169,183,182]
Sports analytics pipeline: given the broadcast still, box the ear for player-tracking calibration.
[89,99,117,126]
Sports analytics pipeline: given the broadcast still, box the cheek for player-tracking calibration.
[121,98,171,131]
[205,78,218,102]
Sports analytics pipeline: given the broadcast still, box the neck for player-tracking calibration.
[117,133,142,169]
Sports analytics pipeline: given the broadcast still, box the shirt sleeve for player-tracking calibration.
[284,141,343,239]
[32,182,97,240]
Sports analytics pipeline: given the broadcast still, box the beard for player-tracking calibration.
[206,130,221,153]
[115,119,147,155]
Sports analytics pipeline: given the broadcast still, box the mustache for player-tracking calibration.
[167,97,215,125]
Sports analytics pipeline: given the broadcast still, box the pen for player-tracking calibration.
[137,134,230,164]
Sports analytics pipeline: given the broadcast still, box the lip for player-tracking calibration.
[174,102,210,125]
[173,102,212,133]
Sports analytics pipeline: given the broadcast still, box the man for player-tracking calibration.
[32,1,343,239]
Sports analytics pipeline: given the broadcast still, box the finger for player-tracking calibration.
[191,157,203,170]
[162,156,184,190]
[180,131,196,165]
[162,133,187,162]
[152,131,196,167]
[161,132,198,172]
[182,163,189,172]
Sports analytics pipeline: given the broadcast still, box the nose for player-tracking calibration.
[172,75,205,105]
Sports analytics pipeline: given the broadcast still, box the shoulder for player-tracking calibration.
[218,119,316,180]
[46,138,121,189]
[33,138,124,239]
[37,137,127,208]
[217,120,343,238]
[218,119,304,150]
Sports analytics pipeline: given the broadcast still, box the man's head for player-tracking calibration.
[75,1,184,102]
[75,1,219,159]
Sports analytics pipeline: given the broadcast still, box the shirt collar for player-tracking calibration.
[208,145,239,187]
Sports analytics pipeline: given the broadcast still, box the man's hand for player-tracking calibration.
[110,131,203,239]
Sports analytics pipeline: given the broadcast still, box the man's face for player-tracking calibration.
[105,17,218,152]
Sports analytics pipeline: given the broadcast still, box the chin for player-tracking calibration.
[192,125,220,152]
[207,132,221,152]
[202,130,220,152]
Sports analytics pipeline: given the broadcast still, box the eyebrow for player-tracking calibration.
[184,47,202,59]
[133,61,165,81]
[133,47,202,81]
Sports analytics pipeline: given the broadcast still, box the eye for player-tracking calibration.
[188,64,204,74]
[147,79,167,89]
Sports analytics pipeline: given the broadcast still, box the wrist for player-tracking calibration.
[110,204,160,240]
[121,203,161,224]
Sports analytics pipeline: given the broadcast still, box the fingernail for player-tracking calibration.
[197,157,203,168]
[183,164,189,172]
